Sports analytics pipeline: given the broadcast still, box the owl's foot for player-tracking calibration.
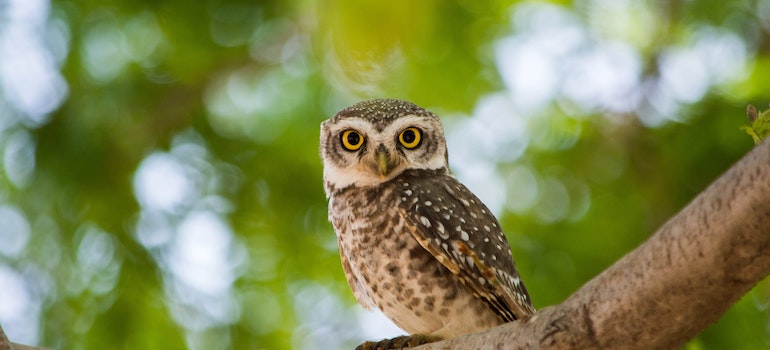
[355,334,441,350]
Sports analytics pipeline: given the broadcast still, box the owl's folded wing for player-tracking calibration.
[396,175,535,321]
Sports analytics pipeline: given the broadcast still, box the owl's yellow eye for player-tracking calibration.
[341,129,364,151]
[398,127,422,149]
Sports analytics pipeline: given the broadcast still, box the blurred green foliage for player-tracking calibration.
[0,0,769,349]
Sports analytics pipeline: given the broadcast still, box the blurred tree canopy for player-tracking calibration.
[0,0,769,349]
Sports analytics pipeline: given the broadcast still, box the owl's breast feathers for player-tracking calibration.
[329,168,534,328]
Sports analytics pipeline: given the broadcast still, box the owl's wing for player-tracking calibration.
[396,173,535,321]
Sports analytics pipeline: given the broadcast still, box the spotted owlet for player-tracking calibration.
[320,99,535,348]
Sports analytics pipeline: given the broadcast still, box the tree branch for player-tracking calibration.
[416,138,770,349]
[0,325,46,350]
[0,325,11,350]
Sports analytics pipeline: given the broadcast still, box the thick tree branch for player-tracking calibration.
[0,325,10,350]
[0,325,46,350]
[416,138,770,349]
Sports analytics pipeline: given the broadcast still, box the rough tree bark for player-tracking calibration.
[415,138,770,349]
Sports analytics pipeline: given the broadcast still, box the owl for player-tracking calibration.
[320,99,535,348]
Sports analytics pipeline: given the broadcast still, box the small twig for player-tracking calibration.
[741,103,770,145]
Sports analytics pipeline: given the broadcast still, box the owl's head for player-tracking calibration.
[321,99,449,193]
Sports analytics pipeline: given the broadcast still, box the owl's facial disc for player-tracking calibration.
[321,103,449,193]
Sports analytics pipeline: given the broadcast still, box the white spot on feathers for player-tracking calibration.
[437,222,448,239]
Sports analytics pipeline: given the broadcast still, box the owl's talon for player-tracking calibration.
[356,334,440,350]
[384,337,398,349]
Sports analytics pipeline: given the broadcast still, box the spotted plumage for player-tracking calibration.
[321,99,534,344]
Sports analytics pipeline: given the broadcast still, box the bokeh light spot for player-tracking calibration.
[133,152,195,213]
[0,0,68,124]
[2,129,36,188]
[170,211,237,295]
[80,12,128,84]
[0,206,30,258]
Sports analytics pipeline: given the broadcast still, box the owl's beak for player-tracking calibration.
[376,150,390,180]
